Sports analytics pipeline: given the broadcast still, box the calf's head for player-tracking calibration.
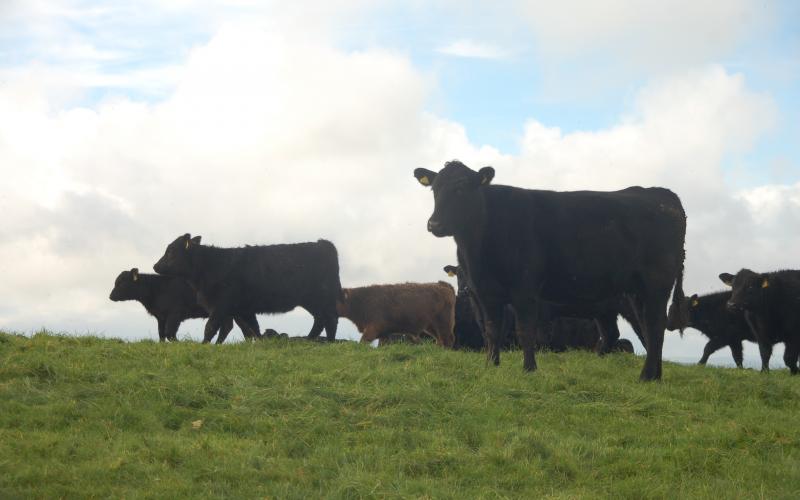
[414,160,494,237]
[109,268,142,301]
[720,269,768,312]
[336,289,352,318]
[665,294,697,333]
[154,233,201,277]
[443,264,470,294]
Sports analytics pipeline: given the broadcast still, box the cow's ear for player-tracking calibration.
[690,294,699,307]
[131,268,139,281]
[183,233,192,249]
[761,277,769,289]
[719,273,735,286]
[477,166,494,186]
[414,168,437,187]
[190,236,202,246]
[443,265,457,277]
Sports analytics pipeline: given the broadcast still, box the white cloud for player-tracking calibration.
[436,39,510,60]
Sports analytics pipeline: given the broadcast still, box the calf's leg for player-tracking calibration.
[480,300,507,366]
[729,341,744,368]
[156,316,167,343]
[698,337,728,365]
[514,308,539,372]
[164,314,183,342]
[595,313,620,355]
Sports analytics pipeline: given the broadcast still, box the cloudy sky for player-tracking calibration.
[1,1,798,367]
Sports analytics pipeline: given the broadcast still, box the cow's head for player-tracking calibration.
[153,233,201,277]
[665,294,698,333]
[109,268,141,301]
[720,269,768,312]
[414,160,494,237]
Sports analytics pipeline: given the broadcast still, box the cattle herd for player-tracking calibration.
[109,161,800,381]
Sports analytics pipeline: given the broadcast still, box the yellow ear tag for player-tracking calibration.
[447,271,456,277]
[481,176,490,185]
[185,239,190,249]
[762,278,769,289]
[691,299,699,307]
[419,175,430,186]
[133,274,138,282]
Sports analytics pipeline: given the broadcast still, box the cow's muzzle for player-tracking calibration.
[427,218,447,237]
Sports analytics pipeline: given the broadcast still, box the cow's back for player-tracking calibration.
[481,185,685,303]
[227,239,341,312]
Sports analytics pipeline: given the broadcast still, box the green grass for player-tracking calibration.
[1,331,799,499]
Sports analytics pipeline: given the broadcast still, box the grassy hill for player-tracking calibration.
[1,331,799,499]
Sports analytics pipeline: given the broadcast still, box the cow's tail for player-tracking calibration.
[319,239,345,302]
[671,247,686,338]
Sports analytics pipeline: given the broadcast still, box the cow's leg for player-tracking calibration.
[202,312,226,344]
[164,314,182,342]
[783,341,799,374]
[745,313,771,372]
[156,316,167,343]
[323,305,339,341]
[306,315,325,339]
[231,314,260,342]
[215,317,235,344]
[514,307,539,372]
[698,337,728,365]
[730,341,744,368]
[639,291,669,381]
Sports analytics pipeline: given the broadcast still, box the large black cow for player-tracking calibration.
[416,161,685,380]
[720,269,800,374]
[153,234,342,343]
[109,267,258,343]
[666,290,755,368]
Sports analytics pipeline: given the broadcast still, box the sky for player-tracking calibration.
[1,0,798,368]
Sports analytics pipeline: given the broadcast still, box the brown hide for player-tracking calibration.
[337,282,456,347]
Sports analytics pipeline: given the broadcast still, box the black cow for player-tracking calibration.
[666,290,755,368]
[153,234,342,343]
[416,160,685,380]
[108,267,258,343]
[720,269,800,373]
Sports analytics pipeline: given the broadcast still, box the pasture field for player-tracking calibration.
[1,331,799,499]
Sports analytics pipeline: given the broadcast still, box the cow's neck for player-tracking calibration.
[187,246,216,290]
[453,194,488,289]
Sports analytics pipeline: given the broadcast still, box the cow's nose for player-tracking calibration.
[427,219,440,233]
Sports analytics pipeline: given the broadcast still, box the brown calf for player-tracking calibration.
[337,282,456,347]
